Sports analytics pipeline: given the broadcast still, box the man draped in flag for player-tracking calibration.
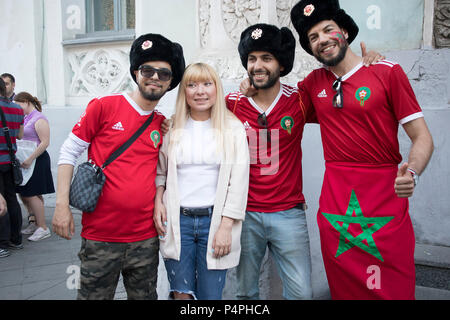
[290,0,434,299]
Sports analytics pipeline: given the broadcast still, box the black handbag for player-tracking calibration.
[10,157,23,186]
[69,111,155,212]
[0,106,23,186]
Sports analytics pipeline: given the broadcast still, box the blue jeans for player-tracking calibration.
[164,213,227,300]
[236,207,312,299]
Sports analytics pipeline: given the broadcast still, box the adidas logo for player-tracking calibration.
[243,121,252,130]
[317,89,328,98]
[112,122,125,131]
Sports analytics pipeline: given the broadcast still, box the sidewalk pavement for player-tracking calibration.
[0,205,169,300]
[1,205,449,300]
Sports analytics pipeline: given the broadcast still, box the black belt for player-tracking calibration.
[180,206,214,216]
[294,203,308,211]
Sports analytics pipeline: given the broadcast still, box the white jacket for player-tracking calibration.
[155,116,249,270]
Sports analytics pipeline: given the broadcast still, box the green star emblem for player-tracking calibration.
[321,190,394,262]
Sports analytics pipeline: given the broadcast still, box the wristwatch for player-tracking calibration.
[407,168,419,187]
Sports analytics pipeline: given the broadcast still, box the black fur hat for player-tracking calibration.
[238,23,296,77]
[129,33,185,91]
[291,0,359,55]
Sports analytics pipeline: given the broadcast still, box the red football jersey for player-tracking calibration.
[72,94,165,242]
[298,61,422,299]
[226,84,316,212]
[299,61,423,164]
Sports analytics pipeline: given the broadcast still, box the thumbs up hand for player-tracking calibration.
[394,163,415,198]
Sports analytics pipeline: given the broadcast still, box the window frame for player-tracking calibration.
[67,0,135,43]
[86,0,134,35]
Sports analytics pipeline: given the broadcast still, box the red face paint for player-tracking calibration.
[330,31,345,44]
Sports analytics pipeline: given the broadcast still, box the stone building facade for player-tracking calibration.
[0,0,449,299]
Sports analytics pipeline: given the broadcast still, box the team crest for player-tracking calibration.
[150,130,161,148]
[355,87,371,107]
[251,28,263,40]
[304,4,315,16]
[281,116,294,135]
[141,40,153,50]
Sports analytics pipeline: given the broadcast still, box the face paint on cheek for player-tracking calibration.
[330,31,345,44]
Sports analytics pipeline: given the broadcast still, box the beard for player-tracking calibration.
[314,40,348,67]
[138,81,168,101]
[249,68,280,90]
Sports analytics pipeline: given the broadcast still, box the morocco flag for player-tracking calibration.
[317,162,415,300]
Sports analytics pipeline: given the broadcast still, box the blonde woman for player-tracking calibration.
[154,63,249,300]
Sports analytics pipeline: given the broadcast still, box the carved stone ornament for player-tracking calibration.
[276,0,297,35]
[283,50,321,85]
[434,0,450,48]
[197,0,320,81]
[196,52,248,80]
[67,47,134,97]
[199,0,211,47]
[197,49,320,83]
[222,0,261,42]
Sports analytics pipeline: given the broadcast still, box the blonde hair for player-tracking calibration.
[170,63,237,159]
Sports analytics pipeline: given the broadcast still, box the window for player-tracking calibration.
[86,0,135,35]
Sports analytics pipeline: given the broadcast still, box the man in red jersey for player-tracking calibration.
[291,0,434,299]
[226,24,316,300]
[52,34,185,300]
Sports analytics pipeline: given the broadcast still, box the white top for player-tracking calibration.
[156,115,250,269]
[176,117,220,208]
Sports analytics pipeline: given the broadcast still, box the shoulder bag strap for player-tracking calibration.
[102,111,155,169]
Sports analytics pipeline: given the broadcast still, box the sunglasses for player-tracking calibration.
[332,77,343,109]
[138,65,172,82]
[257,112,271,143]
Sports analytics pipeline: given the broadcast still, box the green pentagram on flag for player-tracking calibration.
[321,190,394,262]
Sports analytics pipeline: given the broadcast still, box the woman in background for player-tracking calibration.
[14,92,54,241]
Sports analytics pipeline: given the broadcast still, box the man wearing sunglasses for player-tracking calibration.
[52,33,185,300]
[226,24,317,300]
[291,0,434,299]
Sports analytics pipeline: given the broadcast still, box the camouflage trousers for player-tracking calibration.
[77,237,159,300]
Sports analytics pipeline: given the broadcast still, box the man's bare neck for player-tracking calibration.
[329,49,363,78]
[128,90,158,111]
[253,81,281,111]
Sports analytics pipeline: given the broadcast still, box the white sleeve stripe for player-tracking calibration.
[399,112,424,125]
[57,133,90,166]
[376,62,394,68]
[382,59,397,65]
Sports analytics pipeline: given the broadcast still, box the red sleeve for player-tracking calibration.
[225,92,241,114]
[19,108,24,125]
[298,80,318,124]
[225,93,233,111]
[71,98,104,143]
[388,64,422,122]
